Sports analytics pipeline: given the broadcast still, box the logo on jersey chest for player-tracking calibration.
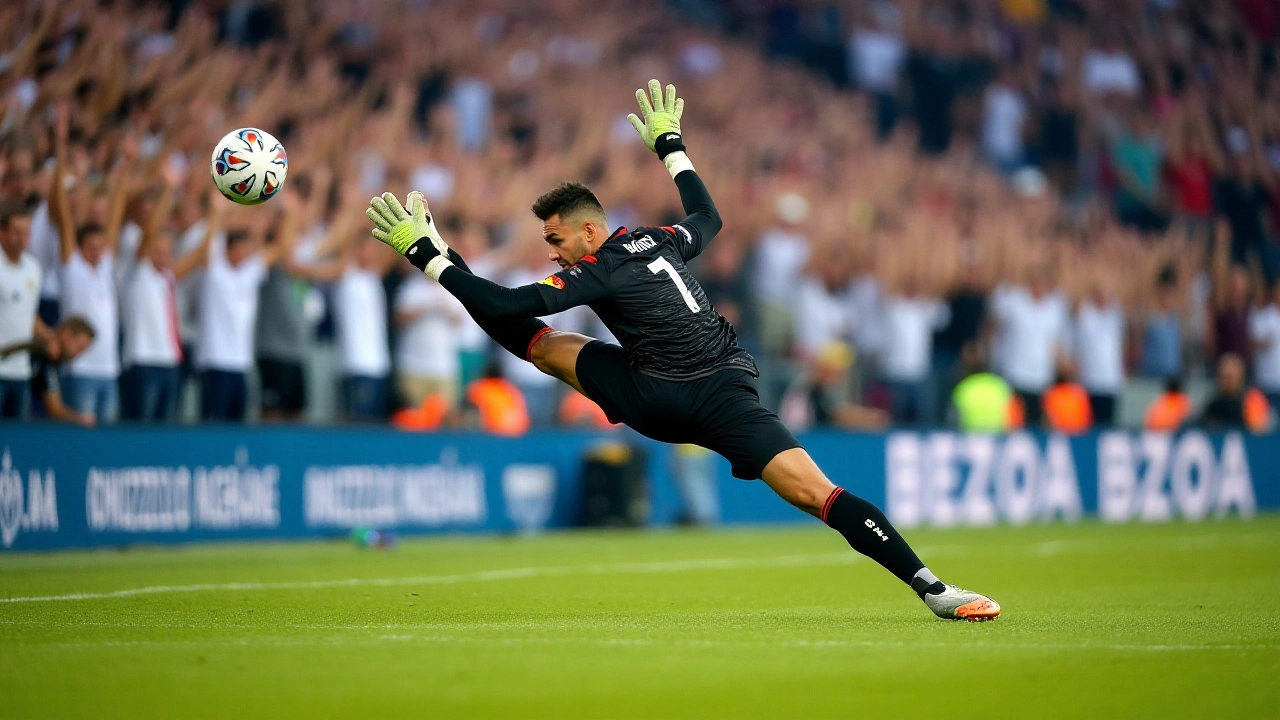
[622,236,658,254]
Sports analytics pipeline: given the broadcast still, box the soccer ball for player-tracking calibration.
[209,128,287,205]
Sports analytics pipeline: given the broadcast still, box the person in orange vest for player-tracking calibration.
[1244,389,1271,432]
[1200,353,1272,432]
[1144,378,1192,432]
[465,363,530,436]
[390,393,450,431]
[1042,370,1093,434]
[1006,392,1026,430]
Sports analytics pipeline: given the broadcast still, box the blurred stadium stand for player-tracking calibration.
[1,0,1278,434]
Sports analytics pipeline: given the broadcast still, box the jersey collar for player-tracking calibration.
[583,227,627,263]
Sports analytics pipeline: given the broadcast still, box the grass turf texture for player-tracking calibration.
[2,519,1278,719]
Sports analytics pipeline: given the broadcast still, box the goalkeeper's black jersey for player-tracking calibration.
[533,225,758,381]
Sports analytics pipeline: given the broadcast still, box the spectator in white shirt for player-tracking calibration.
[881,274,949,425]
[1249,283,1280,409]
[1074,281,1126,427]
[0,202,44,419]
[51,131,132,424]
[48,108,131,423]
[452,76,493,153]
[793,254,852,360]
[981,66,1029,174]
[849,1,906,141]
[120,178,214,422]
[335,234,395,422]
[56,217,121,422]
[1081,34,1141,98]
[395,269,464,412]
[1,152,58,328]
[846,259,887,390]
[991,269,1069,426]
[194,203,298,422]
[751,193,811,356]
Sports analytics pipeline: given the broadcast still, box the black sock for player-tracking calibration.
[821,488,940,593]
[445,249,551,361]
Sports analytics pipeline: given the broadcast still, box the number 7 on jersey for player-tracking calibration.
[647,257,701,313]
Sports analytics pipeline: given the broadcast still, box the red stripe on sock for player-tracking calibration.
[525,327,554,362]
[820,487,844,524]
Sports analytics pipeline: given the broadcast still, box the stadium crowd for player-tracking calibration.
[0,0,1277,434]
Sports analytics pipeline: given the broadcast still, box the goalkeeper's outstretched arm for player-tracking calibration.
[628,78,721,261]
[670,165,721,261]
[366,191,609,319]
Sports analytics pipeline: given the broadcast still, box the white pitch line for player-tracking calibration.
[6,616,1277,654]
[0,552,863,604]
[13,633,1275,655]
[4,529,1270,606]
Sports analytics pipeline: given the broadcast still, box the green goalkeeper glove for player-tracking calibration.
[628,79,686,160]
[366,191,453,279]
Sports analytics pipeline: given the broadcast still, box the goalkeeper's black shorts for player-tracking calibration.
[575,340,801,480]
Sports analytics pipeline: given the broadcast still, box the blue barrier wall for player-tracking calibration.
[0,426,1274,550]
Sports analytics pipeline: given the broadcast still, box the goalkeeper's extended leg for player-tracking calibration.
[761,448,1001,621]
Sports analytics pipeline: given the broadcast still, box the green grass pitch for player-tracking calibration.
[2,518,1278,719]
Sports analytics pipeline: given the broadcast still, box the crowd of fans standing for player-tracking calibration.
[0,0,1277,434]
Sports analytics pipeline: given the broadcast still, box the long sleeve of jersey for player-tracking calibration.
[438,255,614,319]
[670,170,722,262]
[437,268,551,318]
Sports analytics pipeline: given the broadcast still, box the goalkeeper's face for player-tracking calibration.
[542,213,605,269]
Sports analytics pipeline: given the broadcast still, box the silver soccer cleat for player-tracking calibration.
[923,584,1002,622]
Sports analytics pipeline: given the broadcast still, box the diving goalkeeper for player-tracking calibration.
[366,80,1000,621]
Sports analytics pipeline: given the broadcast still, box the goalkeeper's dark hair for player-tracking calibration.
[531,182,605,223]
